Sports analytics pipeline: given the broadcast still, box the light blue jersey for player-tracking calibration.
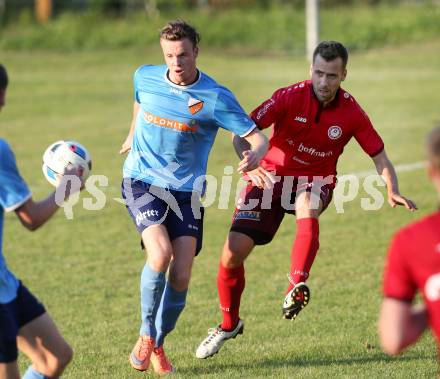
[0,139,31,303]
[123,65,256,193]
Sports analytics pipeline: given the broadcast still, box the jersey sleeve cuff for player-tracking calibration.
[4,193,32,213]
[239,124,257,138]
[383,294,414,303]
[369,145,385,158]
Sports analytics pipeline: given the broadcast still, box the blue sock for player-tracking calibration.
[140,264,166,338]
[22,366,51,379]
[155,282,187,347]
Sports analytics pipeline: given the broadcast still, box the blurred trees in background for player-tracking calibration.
[0,0,438,52]
[0,0,436,25]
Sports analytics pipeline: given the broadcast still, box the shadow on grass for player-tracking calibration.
[180,351,435,376]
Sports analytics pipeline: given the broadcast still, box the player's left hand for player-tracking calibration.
[388,192,417,211]
[119,137,132,155]
[237,150,259,173]
[247,166,277,189]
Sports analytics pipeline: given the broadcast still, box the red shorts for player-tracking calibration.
[230,177,333,245]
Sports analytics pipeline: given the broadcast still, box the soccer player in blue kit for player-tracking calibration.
[0,64,83,379]
[119,20,268,374]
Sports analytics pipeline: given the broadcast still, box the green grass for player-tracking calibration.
[1,40,440,377]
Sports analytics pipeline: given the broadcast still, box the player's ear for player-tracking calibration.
[427,161,437,180]
[427,161,440,193]
[341,68,347,81]
[309,64,313,77]
[194,46,199,58]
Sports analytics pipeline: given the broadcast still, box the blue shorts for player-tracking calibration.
[0,282,46,363]
[121,178,204,254]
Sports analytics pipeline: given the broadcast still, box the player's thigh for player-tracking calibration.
[0,362,20,379]
[165,190,204,253]
[229,183,285,249]
[17,312,72,375]
[168,236,197,291]
[221,231,256,268]
[141,225,173,271]
[122,178,173,267]
[295,191,322,219]
[295,184,333,219]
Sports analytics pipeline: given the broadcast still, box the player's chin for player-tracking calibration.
[318,93,332,102]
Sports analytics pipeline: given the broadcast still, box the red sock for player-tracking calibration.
[286,218,320,294]
[217,262,245,331]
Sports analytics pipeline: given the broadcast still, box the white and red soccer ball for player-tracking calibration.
[42,140,92,187]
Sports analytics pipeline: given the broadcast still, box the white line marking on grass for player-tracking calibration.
[340,161,427,179]
[31,161,428,193]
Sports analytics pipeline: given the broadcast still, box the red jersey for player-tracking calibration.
[383,211,440,348]
[250,80,384,183]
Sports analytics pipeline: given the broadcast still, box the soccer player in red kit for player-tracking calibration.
[379,126,440,357]
[196,41,417,359]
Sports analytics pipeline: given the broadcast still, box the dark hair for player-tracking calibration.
[427,126,440,170]
[0,64,8,90]
[160,19,200,48]
[313,41,348,68]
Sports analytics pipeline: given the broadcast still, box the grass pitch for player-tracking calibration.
[1,41,439,377]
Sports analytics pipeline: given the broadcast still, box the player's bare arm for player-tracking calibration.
[119,101,140,154]
[236,129,268,173]
[372,150,417,211]
[379,298,428,355]
[15,195,60,231]
[15,166,84,231]
[232,132,250,159]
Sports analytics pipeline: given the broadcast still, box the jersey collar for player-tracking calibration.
[164,69,202,89]
[309,81,342,109]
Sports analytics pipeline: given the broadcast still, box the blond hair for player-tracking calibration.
[159,20,200,48]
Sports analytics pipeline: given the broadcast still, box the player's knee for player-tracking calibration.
[37,344,73,377]
[53,344,73,375]
[380,338,404,356]
[147,249,173,272]
[168,273,190,291]
[221,238,248,268]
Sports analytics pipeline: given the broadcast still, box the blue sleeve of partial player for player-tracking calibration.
[213,89,256,137]
[0,140,31,212]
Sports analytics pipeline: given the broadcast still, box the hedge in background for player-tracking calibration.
[0,3,439,53]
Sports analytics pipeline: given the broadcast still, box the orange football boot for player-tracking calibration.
[150,346,174,375]
[129,335,155,371]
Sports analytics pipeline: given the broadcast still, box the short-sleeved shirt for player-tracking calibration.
[123,65,256,193]
[0,139,31,303]
[383,211,440,348]
[249,80,384,185]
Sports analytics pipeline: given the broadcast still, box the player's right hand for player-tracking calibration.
[387,192,418,211]
[247,166,277,190]
[54,164,85,201]
[62,164,86,190]
[119,138,132,155]
[238,150,260,173]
